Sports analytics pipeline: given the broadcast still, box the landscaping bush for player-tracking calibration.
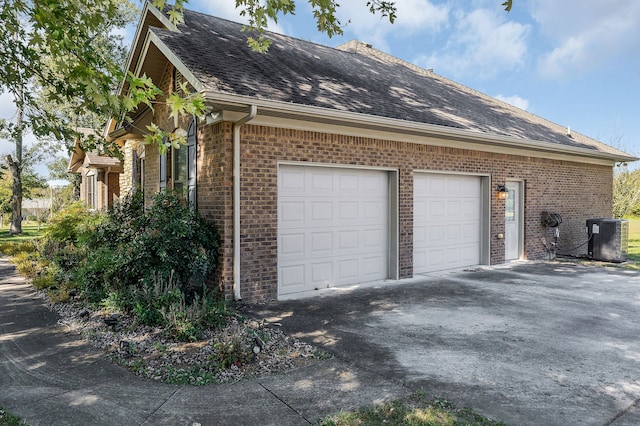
[37,191,224,334]
[44,202,97,244]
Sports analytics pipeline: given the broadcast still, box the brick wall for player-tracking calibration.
[146,63,613,303]
[120,141,138,198]
[230,124,612,302]
[196,122,234,297]
[107,171,120,208]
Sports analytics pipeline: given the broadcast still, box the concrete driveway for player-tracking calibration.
[250,262,640,426]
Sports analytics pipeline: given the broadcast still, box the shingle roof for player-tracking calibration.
[84,152,122,169]
[151,9,630,158]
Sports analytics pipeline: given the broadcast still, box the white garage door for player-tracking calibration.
[278,165,388,296]
[414,173,481,274]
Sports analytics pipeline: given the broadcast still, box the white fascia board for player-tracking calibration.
[203,91,637,165]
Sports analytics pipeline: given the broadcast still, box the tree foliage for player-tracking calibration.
[0,0,137,145]
[613,165,640,218]
[0,162,47,215]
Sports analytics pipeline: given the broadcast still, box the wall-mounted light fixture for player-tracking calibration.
[497,184,509,199]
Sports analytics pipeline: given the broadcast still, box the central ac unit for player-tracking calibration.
[586,218,628,262]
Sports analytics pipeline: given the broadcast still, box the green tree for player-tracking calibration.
[48,156,79,211]
[613,165,640,218]
[0,0,137,233]
[0,161,47,227]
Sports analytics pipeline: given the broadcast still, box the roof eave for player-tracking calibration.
[203,90,638,164]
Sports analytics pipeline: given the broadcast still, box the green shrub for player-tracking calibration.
[37,191,225,339]
[210,322,254,368]
[162,287,230,341]
[11,251,44,279]
[82,192,220,294]
[84,192,146,249]
[31,266,57,290]
[129,272,184,326]
[0,241,36,257]
[44,202,98,244]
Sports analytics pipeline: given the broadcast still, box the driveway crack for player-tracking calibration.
[604,396,640,425]
[140,387,180,425]
[258,382,311,424]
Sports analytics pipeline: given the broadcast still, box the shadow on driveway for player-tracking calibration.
[249,262,640,426]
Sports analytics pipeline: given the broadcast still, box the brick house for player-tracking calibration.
[68,128,122,211]
[106,4,636,302]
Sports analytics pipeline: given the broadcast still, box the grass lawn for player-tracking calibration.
[316,394,505,426]
[0,222,46,243]
[627,218,640,263]
[0,407,28,426]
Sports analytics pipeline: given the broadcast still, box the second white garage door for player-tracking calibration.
[414,173,481,274]
[278,165,389,296]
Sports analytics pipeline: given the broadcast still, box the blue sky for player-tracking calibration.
[2,0,639,180]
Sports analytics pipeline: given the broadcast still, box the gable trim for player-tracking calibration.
[118,2,178,97]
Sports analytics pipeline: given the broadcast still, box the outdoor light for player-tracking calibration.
[497,184,509,199]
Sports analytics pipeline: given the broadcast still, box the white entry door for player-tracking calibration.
[278,165,389,296]
[504,181,522,260]
[413,173,482,274]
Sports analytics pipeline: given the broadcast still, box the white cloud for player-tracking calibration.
[332,0,449,53]
[531,0,640,78]
[495,94,529,111]
[414,7,530,79]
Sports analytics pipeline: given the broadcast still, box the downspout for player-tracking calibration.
[232,105,257,300]
[104,169,109,210]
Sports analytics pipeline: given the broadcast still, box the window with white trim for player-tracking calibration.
[158,118,196,208]
[173,118,197,208]
[86,171,97,209]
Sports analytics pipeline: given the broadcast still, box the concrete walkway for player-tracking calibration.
[0,257,408,426]
[5,255,640,425]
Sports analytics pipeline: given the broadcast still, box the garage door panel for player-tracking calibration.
[280,169,306,192]
[280,265,305,293]
[337,173,359,191]
[310,231,332,254]
[338,201,359,220]
[414,225,427,244]
[310,201,333,222]
[414,249,427,270]
[362,227,386,248]
[429,201,445,217]
[426,249,445,268]
[428,225,446,242]
[279,165,388,296]
[338,259,359,282]
[362,201,386,221]
[311,262,332,287]
[280,233,305,256]
[310,170,334,192]
[280,201,305,225]
[337,230,358,251]
[414,173,481,274]
[363,174,386,192]
[362,255,386,277]
[461,200,480,215]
